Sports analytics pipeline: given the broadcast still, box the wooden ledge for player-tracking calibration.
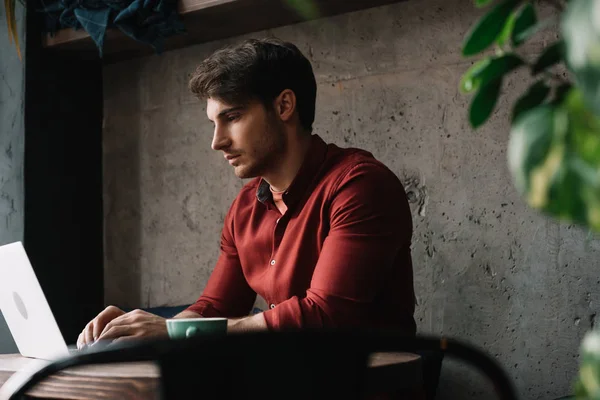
[42,0,407,63]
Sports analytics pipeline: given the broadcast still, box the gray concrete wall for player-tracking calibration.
[103,0,594,398]
[0,4,25,354]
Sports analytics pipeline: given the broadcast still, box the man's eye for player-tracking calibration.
[227,114,240,122]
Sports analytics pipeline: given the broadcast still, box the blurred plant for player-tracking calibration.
[461,0,600,397]
[285,0,320,20]
[576,330,600,399]
[5,0,23,60]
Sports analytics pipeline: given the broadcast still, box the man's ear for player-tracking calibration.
[273,89,296,123]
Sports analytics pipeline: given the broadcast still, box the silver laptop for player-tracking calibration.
[0,241,71,360]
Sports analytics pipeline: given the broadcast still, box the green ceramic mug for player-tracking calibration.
[166,317,228,339]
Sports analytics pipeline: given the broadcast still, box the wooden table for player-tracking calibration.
[0,352,421,399]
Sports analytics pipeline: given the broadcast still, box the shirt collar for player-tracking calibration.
[256,134,328,210]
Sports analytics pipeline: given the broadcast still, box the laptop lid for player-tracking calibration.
[0,242,69,360]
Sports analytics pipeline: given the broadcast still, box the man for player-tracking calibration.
[77,38,416,348]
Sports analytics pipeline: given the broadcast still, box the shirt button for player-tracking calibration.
[270,259,276,266]
[270,304,276,309]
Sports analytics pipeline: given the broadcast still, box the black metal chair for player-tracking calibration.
[2,331,518,400]
[416,348,444,399]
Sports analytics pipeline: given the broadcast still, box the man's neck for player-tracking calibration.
[262,133,312,192]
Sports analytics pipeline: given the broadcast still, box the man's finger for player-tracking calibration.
[93,306,124,340]
[97,325,132,341]
[83,322,94,346]
[99,313,133,338]
[77,332,84,350]
[92,315,109,341]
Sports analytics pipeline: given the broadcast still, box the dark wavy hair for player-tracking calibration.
[189,37,317,133]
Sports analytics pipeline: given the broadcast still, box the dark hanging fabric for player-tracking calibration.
[38,0,185,56]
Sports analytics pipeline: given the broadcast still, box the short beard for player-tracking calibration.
[235,117,286,179]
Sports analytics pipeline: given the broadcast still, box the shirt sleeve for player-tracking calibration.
[262,161,412,330]
[186,200,257,318]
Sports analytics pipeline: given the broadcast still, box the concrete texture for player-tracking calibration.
[0,4,24,354]
[103,0,593,398]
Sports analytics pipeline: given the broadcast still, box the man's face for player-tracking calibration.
[207,97,285,179]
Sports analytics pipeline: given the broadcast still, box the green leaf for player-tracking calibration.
[462,0,521,56]
[508,105,557,199]
[564,89,600,166]
[461,54,524,94]
[512,80,550,122]
[532,41,564,75]
[513,17,557,45]
[469,78,503,128]
[480,54,525,82]
[508,89,600,232]
[562,0,594,71]
[562,0,600,115]
[546,156,591,227]
[475,0,494,7]
[574,379,587,399]
[460,58,492,93]
[497,12,517,48]
[552,83,573,105]
[511,3,537,46]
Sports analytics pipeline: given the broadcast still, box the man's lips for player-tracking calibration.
[225,154,241,164]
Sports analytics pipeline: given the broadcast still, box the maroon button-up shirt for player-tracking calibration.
[187,135,416,334]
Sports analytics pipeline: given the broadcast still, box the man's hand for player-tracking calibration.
[95,309,168,344]
[77,306,125,349]
[77,306,169,349]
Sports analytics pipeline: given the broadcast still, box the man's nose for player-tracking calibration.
[211,126,230,151]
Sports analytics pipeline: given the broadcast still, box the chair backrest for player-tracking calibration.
[160,332,368,399]
[2,331,518,400]
[415,349,444,399]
